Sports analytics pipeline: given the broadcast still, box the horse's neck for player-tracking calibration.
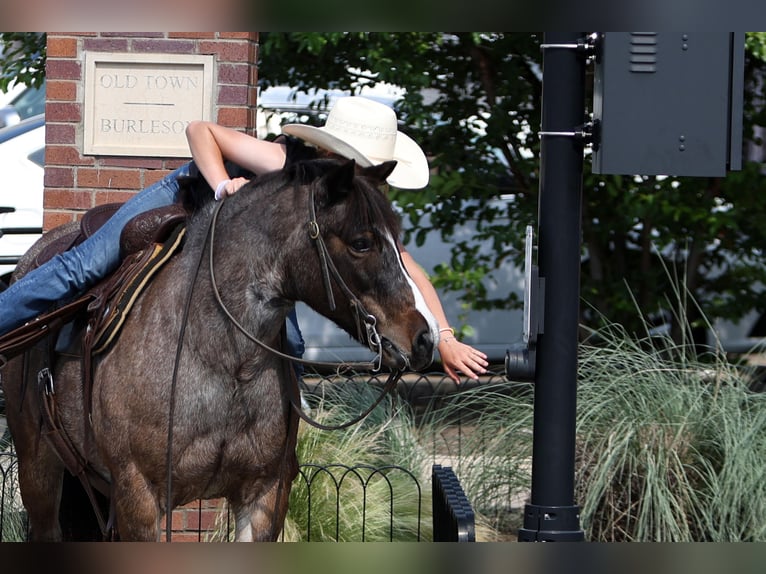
[182,198,296,346]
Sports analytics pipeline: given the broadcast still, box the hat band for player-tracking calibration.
[325,115,397,159]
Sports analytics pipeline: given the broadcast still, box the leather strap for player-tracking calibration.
[0,295,94,360]
[38,367,112,538]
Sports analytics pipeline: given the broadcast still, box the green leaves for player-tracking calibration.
[0,33,46,93]
[258,32,766,343]
[745,32,766,62]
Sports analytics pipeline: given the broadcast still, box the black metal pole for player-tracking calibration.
[517,32,586,542]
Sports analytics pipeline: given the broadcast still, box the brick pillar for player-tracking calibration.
[43,32,258,541]
[44,32,259,231]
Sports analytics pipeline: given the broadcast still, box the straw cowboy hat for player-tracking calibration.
[282,96,430,189]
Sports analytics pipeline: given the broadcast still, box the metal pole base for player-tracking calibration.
[517,503,585,541]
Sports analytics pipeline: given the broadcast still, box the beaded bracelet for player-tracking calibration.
[438,327,455,336]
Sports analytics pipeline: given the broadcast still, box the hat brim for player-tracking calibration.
[282,123,429,189]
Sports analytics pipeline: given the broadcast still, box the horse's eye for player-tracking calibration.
[350,237,373,253]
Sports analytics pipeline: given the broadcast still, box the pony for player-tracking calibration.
[0,158,438,541]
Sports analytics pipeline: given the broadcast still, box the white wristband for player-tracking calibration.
[214,179,231,201]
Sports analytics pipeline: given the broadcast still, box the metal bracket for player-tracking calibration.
[540,33,598,54]
[538,120,601,151]
[38,367,54,396]
[538,33,601,150]
[505,225,543,382]
[538,120,599,145]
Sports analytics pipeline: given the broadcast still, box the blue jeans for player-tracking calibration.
[0,164,190,335]
[0,162,305,372]
[286,307,305,379]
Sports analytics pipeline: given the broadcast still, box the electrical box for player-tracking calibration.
[592,32,744,177]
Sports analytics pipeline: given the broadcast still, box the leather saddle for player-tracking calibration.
[32,201,187,273]
[0,201,188,360]
[0,202,189,539]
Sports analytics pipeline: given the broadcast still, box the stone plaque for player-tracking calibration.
[84,52,215,157]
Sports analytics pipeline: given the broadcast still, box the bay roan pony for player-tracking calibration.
[1,158,438,541]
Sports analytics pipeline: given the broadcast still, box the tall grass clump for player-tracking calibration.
[425,317,766,541]
[575,321,766,541]
[0,451,28,542]
[281,382,435,541]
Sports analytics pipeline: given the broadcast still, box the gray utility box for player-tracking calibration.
[592,32,744,177]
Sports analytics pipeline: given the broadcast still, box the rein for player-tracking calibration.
[207,190,403,430]
[163,182,404,539]
[163,195,216,541]
[209,189,385,373]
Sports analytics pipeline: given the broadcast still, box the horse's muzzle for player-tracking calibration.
[381,328,434,372]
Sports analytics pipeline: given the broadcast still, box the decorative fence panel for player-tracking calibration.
[0,457,474,542]
[1,370,512,542]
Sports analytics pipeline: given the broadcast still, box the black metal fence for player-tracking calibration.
[1,370,508,542]
[291,463,424,542]
[0,455,473,542]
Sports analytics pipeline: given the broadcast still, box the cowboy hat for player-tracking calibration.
[282,96,429,189]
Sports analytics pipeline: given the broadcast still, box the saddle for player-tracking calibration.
[0,201,188,359]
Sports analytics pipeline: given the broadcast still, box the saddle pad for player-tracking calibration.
[90,223,186,354]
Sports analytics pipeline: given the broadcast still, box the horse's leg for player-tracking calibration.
[15,434,65,541]
[2,354,65,541]
[111,462,162,541]
[234,430,298,543]
[232,475,294,542]
[233,406,300,542]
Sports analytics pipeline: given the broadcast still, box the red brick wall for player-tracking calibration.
[170,499,230,542]
[44,32,258,541]
[44,32,259,231]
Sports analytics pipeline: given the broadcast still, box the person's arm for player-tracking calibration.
[400,251,488,383]
[185,120,287,198]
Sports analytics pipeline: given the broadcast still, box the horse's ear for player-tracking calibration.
[320,159,357,204]
[361,160,397,185]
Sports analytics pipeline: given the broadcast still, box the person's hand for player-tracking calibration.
[437,335,488,384]
[214,177,250,200]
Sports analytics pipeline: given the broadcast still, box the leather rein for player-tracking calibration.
[206,186,404,431]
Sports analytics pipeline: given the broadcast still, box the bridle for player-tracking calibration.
[209,185,389,373]
[207,184,406,430]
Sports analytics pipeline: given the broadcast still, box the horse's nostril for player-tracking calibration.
[415,328,434,355]
[408,328,435,371]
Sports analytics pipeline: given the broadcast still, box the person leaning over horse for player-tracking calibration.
[0,96,488,383]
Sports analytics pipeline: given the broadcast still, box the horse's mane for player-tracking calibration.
[177,160,256,213]
[291,158,403,246]
[177,157,402,245]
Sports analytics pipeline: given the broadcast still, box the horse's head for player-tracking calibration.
[291,158,438,371]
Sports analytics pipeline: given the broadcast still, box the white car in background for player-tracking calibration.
[0,113,45,285]
[0,81,46,129]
